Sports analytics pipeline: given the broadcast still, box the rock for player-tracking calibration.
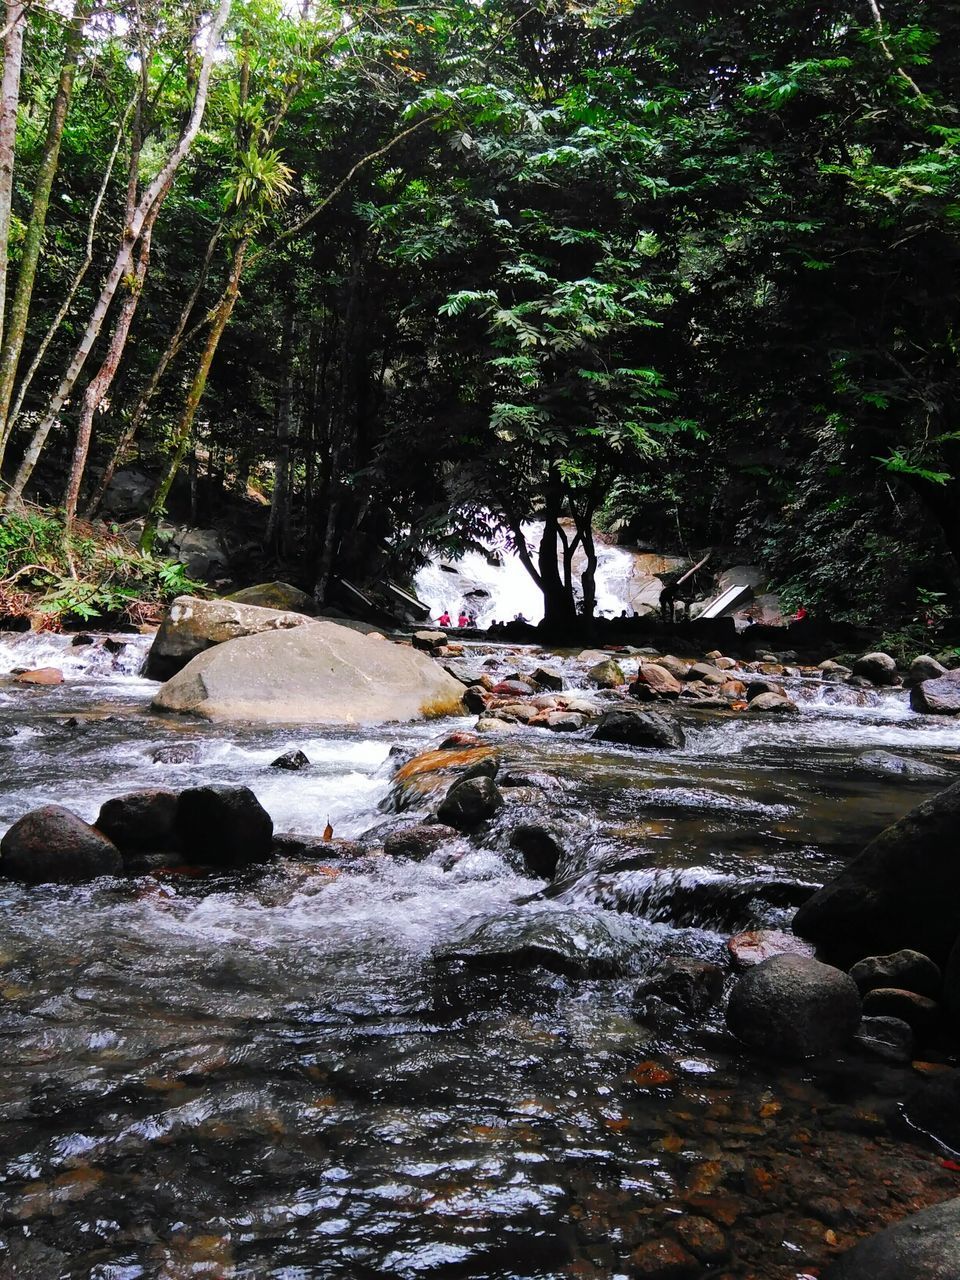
[95,790,180,853]
[725,955,861,1060]
[910,677,960,715]
[495,702,537,723]
[224,581,317,614]
[823,1197,960,1280]
[532,666,564,691]
[849,949,942,999]
[945,935,960,1019]
[272,832,364,860]
[792,776,960,963]
[509,824,563,879]
[727,928,816,970]
[475,716,515,734]
[175,785,274,866]
[858,751,951,779]
[383,823,457,860]
[145,595,318,680]
[819,659,852,681]
[593,709,685,750]
[0,805,123,883]
[412,630,446,651]
[656,655,692,680]
[100,466,155,517]
[673,1215,728,1265]
[852,651,898,685]
[270,749,310,771]
[499,770,564,791]
[635,957,725,1022]
[861,987,939,1034]
[713,656,738,671]
[904,654,948,686]
[720,679,747,698]
[152,623,465,724]
[904,1072,960,1153]
[746,692,798,713]
[543,711,586,732]
[745,679,786,700]
[587,658,624,688]
[150,743,201,765]
[389,744,499,810]
[853,1016,914,1064]
[435,908,643,978]
[436,776,503,830]
[630,1237,698,1279]
[463,685,491,714]
[631,663,683,698]
[491,678,536,697]
[14,667,63,686]
[173,526,229,580]
[687,662,725,686]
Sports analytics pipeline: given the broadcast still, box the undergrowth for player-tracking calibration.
[0,508,203,627]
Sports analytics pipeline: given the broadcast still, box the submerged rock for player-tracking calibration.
[383,823,457,860]
[435,908,644,978]
[727,928,815,970]
[635,957,725,1024]
[593,708,685,750]
[95,790,180,853]
[726,955,861,1060]
[824,1197,960,1279]
[0,805,123,883]
[436,776,503,830]
[175,785,274,866]
[14,667,64,686]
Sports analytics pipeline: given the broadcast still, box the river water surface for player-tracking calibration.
[1,631,959,1279]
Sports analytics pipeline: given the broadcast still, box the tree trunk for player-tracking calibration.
[265,299,294,552]
[0,0,26,359]
[139,235,249,554]
[0,1,85,458]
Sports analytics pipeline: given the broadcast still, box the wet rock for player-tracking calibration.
[852,652,898,685]
[95,790,180,853]
[435,908,643,978]
[635,957,725,1024]
[726,955,861,1060]
[904,654,948,686]
[509,823,563,879]
[412,630,446,651]
[631,663,683,698]
[630,1236,698,1278]
[436,776,504,830]
[593,709,685,750]
[492,678,537,697]
[747,692,798,713]
[687,662,725,686]
[0,805,123,883]
[14,667,63,686]
[720,679,747,698]
[792,776,960,963]
[745,679,786,699]
[861,987,939,1034]
[853,1016,914,1064]
[463,685,491,713]
[727,928,816,970]
[858,750,951,778]
[587,658,624,688]
[495,702,537,723]
[673,1214,729,1264]
[532,666,564,691]
[544,711,586,732]
[225,581,317,614]
[388,743,500,811]
[904,1071,960,1152]
[910,676,960,715]
[175,785,274,866]
[849,949,942,999]
[499,770,564,791]
[474,716,515,734]
[823,1197,960,1279]
[270,749,310,770]
[383,823,457,860]
[272,832,363,859]
[151,742,201,765]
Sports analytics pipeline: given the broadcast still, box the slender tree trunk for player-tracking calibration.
[0,0,26,356]
[139,235,250,554]
[2,0,231,509]
[0,2,85,457]
[266,299,294,552]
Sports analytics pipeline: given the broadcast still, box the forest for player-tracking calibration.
[0,0,957,628]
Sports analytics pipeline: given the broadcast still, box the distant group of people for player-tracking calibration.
[436,608,477,629]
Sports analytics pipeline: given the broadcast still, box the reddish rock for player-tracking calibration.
[632,664,683,698]
[14,667,63,686]
[0,805,123,883]
[630,1237,698,1278]
[673,1214,728,1264]
[727,929,816,970]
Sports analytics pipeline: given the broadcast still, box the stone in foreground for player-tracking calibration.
[175,785,274,866]
[824,1197,960,1279]
[0,805,123,883]
[152,623,465,724]
[96,790,180,853]
[726,954,861,1059]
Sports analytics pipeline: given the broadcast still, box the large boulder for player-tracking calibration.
[151,623,465,724]
[95,790,180,853]
[0,805,123,883]
[792,777,960,963]
[224,581,317,614]
[175,785,273,866]
[824,1198,960,1280]
[904,654,948,687]
[172,527,229,580]
[593,708,685,750]
[851,652,898,685]
[910,676,960,715]
[725,955,861,1059]
[145,595,316,681]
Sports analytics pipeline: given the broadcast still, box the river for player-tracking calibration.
[0,630,958,1278]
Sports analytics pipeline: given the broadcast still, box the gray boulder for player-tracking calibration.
[726,954,861,1059]
[173,526,229,580]
[904,654,948,687]
[152,623,465,724]
[910,676,960,715]
[792,777,960,963]
[175,785,274,866]
[436,776,503,830]
[747,692,799,713]
[0,805,123,883]
[849,949,941,999]
[593,708,685,750]
[824,1198,960,1280]
[145,595,317,680]
[224,581,317,614]
[851,652,899,685]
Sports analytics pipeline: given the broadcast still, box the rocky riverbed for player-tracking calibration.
[1,627,960,1278]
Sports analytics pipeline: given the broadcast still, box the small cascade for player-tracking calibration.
[0,629,153,680]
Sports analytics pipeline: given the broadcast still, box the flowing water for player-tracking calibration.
[1,631,960,1278]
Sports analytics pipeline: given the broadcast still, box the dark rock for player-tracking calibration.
[0,805,123,883]
[673,1214,729,1265]
[861,987,939,1034]
[630,1237,698,1279]
[532,666,564,691]
[499,770,564,791]
[151,742,201,765]
[635,957,725,1022]
[463,685,491,714]
[593,708,685,750]
[271,832,364,859]
[910,677,960,715]
[435,908,643,978]
[225,581,317,614]
[95,790,180,853]
[71,633,96,647]
[726,955,861,1060]
[727,928,816,970]
[945,935,960,1019]
[853,1016,914,1064]
[509,824,563,879]
[270,749,310,771]
[849,949,942,999]
[852,651,899,685]
[175,785,274,866]
[823,1197,960,1279]
[413,630,446,650]
[383,824,457,860]
[904,1072,960,1153]
[746,679,786,700]
[747,692,798,713]
[436,776,503,830]
[792,776,960,963]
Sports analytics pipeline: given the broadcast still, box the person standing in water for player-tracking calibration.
[437,609,451,627]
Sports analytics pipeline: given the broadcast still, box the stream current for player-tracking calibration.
[1,630,960,1278]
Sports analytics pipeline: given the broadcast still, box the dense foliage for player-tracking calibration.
[0,0,957,626]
